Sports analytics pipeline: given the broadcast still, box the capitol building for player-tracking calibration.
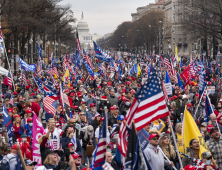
[77,12,103,50]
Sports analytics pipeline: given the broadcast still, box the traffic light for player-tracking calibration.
[168,40,169,44]
[7,49,11,54]
[119,44,120,47]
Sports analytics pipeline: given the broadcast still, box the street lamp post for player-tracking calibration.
[47,41,50,63]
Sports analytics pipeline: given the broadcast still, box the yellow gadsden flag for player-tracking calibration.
[175,44,180,62]
[137,64,142,76]
[182,109,209,158]
[63,69,70,87]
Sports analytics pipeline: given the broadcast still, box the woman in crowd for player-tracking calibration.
[77,112,88,128]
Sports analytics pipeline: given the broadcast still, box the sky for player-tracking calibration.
[60,0,154,36]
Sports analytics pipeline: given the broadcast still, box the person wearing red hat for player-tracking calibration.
[214,102,222,126]
[8,108,14,119]
[144,133,174,170]
[175,92,183,112]
[86,103,98,125]
[98,96,111,116]
[24,100,41,117]
[24,85,31,101]
[2,144,18,170]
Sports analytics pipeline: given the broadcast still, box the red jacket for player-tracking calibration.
[13,125,21,139]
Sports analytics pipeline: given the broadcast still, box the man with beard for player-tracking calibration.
[206,127,222,170]
[86,103,97,125]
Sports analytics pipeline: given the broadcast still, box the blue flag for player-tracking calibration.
[19,58,36,72]
[37,43,43,60]
[83,60,94,77]
[93,41,111,62]
[204,95,213,122]
[15,151,24,170]
[165,70,172,94]
[3,105,14,146]
[118,64,122,80]
[76,47,82,70]
[199,59,206,96]
[177,73,184,90]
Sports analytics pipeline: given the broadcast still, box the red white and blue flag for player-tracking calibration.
[7,71,12,89]
[43,96,59,116]
[91,116,107,170]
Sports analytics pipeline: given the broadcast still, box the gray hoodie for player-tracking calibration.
[143,143,168,170]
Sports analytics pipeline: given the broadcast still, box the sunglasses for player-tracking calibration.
[80,114,85,116]
[70,122,76,124]
[152,138,159,141]
[163,137,169,140]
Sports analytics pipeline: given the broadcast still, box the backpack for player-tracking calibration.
[0,156,15,170]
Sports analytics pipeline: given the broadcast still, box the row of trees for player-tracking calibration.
[1,0,76,62]
[97,10,164,54]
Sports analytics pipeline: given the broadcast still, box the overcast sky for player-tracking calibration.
[60,0,154,36]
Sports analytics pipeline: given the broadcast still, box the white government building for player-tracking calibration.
[77,12,103,50]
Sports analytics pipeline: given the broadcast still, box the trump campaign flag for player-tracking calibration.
[2,105,14,146]
[198,59,206,96]
[180,65,191,84]
[19,57,36,72]
[32,113,45,168]
[93,41,112,62]
[182,109,208,158]
[177,73,184,90]
[164,70,172,96]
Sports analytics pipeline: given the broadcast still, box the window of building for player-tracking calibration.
[179,38,182,44]
[184,45,188,52]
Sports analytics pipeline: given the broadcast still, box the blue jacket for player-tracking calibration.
[61,137,81,155]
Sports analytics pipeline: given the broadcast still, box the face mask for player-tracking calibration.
[200,127,206,132]
[29,123,33,127]
[125,102,130,106]
[206,160,211,165]
[22,138,27,143]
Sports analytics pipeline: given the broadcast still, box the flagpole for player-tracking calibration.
[159,149,177,170]
[17,140,27,170]
[193,85,207,121]
[206,93,221,134]
[167,116,183,168]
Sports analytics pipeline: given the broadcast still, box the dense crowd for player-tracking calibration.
[0,52,222,170]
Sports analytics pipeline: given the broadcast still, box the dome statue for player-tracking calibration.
[77,12,89,34]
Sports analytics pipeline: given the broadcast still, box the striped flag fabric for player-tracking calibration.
[134,67,169,131]
[0,25,3,42]
[76,32,82,56]
[7,71,12,89]
[91,116,107,169]
[9,94,13,106]
[189,55,196,78]
[83,60,94,77]
[43,96,59,115]
[52,67,59,78]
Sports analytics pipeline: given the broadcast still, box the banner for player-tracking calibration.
[2,106,14,146]
[32,113,45,169]
[180,65,191,84]
[19,57,36,72]
[207,86,215,95]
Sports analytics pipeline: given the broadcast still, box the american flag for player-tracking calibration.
[43,96,59,115]
[7,71,12,89]
[91,116,107,169]
[9,94,13,106]
[165,59,178,83]
[76,32,82,56]
[22,71,27,85]
[37,63,41,74]
[134,67,169,131]
[52,67,59,78]
[63,58,67,72]
[162,81,169,103]
[189,55,196,78]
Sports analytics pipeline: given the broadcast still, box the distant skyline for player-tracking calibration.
[60,0,154,36]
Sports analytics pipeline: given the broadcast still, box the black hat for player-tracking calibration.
[25,159,37,166]
[44,149,58,158]
[209,127,219,135]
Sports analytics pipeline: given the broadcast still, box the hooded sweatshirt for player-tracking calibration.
[143,143,168,170]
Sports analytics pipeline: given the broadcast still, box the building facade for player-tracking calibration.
[77,12,103,50]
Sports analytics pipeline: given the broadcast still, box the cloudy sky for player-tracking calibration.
[60,0,154,35]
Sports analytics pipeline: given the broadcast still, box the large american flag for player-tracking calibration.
[7,71,12,89]
[164,58,177,83]
[76,32,82,56]
[91,116,107,169]
[118,67,169,157]
[43,96,59,115]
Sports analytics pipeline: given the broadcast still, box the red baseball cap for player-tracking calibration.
[122,97,127,101]
[207,125,214,133]
[72,153,82,159]
[187,103,192,107]
[70,92,75,97]
[27,117,33,122]
[26,85,31,90]
[195,93,200,98]
[13,92,18,95]
[11,144,18,150]
[72,105,79,109]
[100,117,105,121]
[110,106,114,110]
[81,100,86,104]
[8,108,13,113]
[90,103,95,107]
[68,143,74,148]
[14,115,21,119]
[23,104,27,108]
[25,109,32,114]
[184,165,196,170]
[149,133,159,140]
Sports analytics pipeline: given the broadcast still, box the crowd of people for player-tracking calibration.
[0,52,222,170]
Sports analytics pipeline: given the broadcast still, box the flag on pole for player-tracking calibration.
[43,96,59,116]
[204,94,213,122]
[189,55,196,78]
[76,31,82,56]
[198,59,206,96]
[182,109,209,158]
[15,151,25,170]
[7,71,12,89]
[175,44,180,62]
[164,70,172,96]
[91,117,107,170]
[3,105,14,146]
[177,73,184,90]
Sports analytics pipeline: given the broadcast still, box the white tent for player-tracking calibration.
[0,66,9,76]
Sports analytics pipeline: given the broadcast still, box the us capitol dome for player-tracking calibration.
[76,12,103,50]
